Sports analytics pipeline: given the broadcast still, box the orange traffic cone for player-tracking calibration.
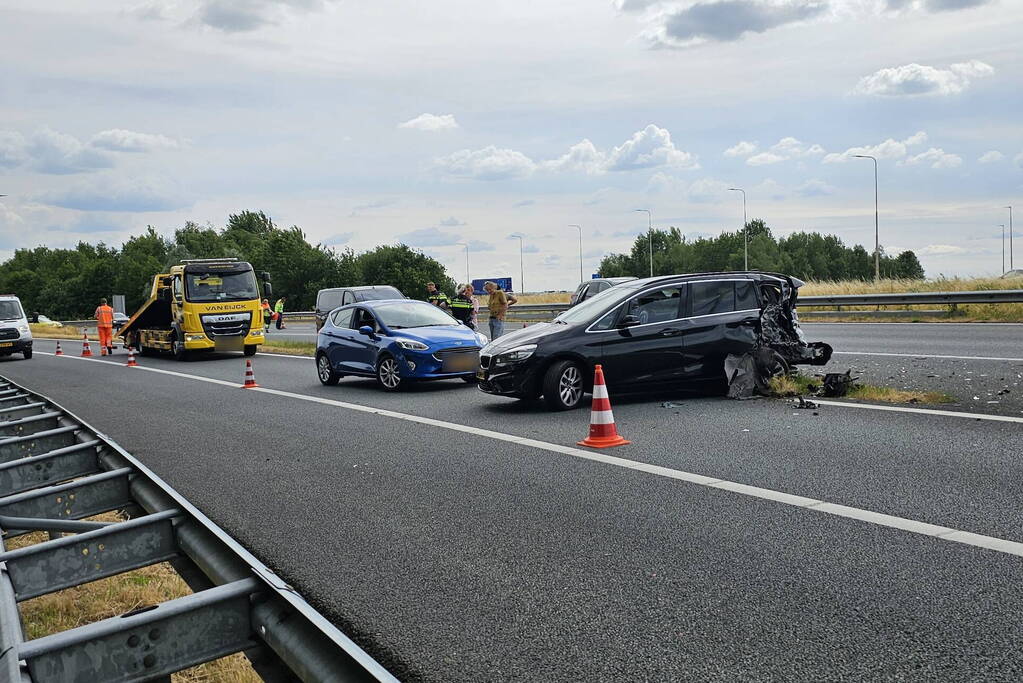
[81,335,93,357]
[577,364,630,449]
[55,341,63,356]
[241,359,259,388]
[126,347,138,367]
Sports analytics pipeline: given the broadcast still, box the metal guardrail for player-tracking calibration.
[0,375,397,683]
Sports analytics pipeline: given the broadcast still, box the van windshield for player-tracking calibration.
[185,270,259,303]
[0,301,25,321]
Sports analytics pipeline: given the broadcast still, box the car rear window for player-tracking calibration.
[692,281,736,316]
[317,290,343,312]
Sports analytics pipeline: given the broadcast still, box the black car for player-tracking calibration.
[568,277,637,306]
[315,285,404,330]
[478,272,832,410]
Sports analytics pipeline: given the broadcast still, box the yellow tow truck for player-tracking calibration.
[119,258,272,360]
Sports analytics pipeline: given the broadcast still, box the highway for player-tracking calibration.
[3,336,1023,681]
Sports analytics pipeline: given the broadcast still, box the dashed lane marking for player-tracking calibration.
[31,350,1023,559]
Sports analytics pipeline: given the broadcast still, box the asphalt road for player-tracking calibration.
[3,340,1023,681]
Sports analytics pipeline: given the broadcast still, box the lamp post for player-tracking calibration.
[727,187,748,270]
[1000,225,1006,275]
[456,242,469,284]
[510,234,524,294]
[853,154,880,282]
[634,209,653,277]
[568,224,583,283]
[1006,206,1014,271]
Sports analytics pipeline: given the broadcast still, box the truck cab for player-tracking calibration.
[0,295,32,360]
[121,259,271,360]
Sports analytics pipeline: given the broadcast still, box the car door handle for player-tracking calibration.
[658,328,681,336]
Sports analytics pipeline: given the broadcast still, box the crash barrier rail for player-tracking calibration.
[59,289,1023,328]
[0,375,398,683]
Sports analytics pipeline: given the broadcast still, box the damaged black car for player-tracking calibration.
[477,272,832,410]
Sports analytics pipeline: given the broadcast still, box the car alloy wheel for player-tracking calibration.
[377,356,402,391]
[317,354,340,385]
[559,365,582,407]
[543,359,585,410]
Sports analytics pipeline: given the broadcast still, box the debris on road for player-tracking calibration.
[821,370,855,397]
[794,397,818,409]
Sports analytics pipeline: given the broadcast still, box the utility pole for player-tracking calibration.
[1000,225,1006,275]
[853,155,880,282]
[456,242,469,284]
[727,188,747,270]
[1006,206,1014,271]
[634,209,653,277]
[510,234,524,293]
[568,224,583,283]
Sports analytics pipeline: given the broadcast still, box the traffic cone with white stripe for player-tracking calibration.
[577,364,630,449]
[241,359,259,388]
[55,341,63,356]
[81,334,93,357]
[125,347,138,367]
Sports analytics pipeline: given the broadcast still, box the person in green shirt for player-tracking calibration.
[274,296,287,330]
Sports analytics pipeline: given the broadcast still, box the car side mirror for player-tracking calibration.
[618,314,641,328]
[358,325,375,337]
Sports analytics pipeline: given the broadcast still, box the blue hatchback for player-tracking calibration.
[315,299,489,391]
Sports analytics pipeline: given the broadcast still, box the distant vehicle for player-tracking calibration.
[34,314,63,328]
[1002,269,1023,279]
[478,272,832,410]
[119,258,272,360]
[568,277,637,307]
[0,295,32,360]
[314,286,404,331]
[112,312,129,330]
[315,299,488,391]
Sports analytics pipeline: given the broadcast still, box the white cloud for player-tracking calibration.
[902,147,962,169]
[398,113,460,131]
[795,179,834,196]
[1014,151,1023,169]
[823,131,927,163]
[434,124,696,180]
[37,175,190,212]
[438,216,466,226]
[90,129,180,152]
[745,137,824,165]
[432,146,537,181]
[396,226,461,246]
[644,0,829,48]
[724,140,757,157]
[978,150,1003,163]
[918,244,966,255]
[185,0,338,33]
[687,177,731,203]
[853,60,994,97]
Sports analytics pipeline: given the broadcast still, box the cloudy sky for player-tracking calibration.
[1,0,1020,291]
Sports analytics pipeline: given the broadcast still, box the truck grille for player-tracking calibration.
[200,312,251,338]
[0,328,19,341]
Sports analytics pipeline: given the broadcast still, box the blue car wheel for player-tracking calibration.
[376,354,403,391]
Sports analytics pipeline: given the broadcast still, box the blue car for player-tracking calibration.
[315,299,489,391]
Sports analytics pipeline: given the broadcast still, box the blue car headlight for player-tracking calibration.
[394,337,429,351]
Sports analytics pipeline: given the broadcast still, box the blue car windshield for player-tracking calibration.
[374,302,457,329]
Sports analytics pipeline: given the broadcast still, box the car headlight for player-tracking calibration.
[475,332,489,345]
[18,325,29,334]
[395,338,429,351]
[494,344,537,366]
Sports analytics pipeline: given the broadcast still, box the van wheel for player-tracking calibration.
[316,353,341,386]
[244,345,257,357]
[22,349,32,360]
[543,360,585,411]
[376,355,403,392]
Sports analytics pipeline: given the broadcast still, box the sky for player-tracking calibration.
[1,0,1021,291]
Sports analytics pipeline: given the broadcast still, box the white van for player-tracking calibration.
[0,295,32,359]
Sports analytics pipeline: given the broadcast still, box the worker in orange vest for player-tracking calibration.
[94,298,115,356]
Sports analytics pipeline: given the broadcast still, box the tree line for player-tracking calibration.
[0,211,456,319]
[597,220,925,281]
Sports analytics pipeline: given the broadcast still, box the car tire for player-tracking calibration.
[244,345,257,357]
[376,354,403,392]
[316,353,341,386]
[542,360,585,411]
[22,349,32,360]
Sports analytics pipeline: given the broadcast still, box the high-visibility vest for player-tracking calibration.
[95,305,114,327]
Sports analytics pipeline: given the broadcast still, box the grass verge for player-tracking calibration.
[767,372,953,405]
[260,340,315,356]
[7,512,259,682]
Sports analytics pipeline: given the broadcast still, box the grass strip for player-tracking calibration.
[768,372,953,405]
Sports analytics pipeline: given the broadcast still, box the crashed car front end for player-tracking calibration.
[759,275,832,367]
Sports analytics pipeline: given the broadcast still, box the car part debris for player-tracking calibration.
[821,370,855,397]
[794,397,818,409]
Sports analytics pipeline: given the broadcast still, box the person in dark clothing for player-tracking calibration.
[449,284,476,329]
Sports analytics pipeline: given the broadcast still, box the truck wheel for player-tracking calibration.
[171,337,189,361]
[542,360,585,411]
[22,349,32,360]
[244,345,257,357]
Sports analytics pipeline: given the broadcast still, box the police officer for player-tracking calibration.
[449,283,476,329]
[426,282,450,310]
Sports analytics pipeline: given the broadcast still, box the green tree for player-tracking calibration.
[357,244,455,299]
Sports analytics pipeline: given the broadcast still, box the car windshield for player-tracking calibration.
[555,282,643,324]
[185,270,259,303]
[357,287,403,301]
[374,302,457,329]
[0,301,24,321]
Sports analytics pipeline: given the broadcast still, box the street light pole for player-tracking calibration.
[634,209,653,277]
[1000,225,1005,275]
[727,188,747,270]
[456,242,469,284]
[853,154,880,282]
[1006,206,1014,271]
[568,224,583,283]
[510,234,524,293]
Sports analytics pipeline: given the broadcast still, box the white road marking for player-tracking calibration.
[31,350,1023,559]
[814,399,1023,423]
[258,352,315,360]
[834,351,1023,362]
